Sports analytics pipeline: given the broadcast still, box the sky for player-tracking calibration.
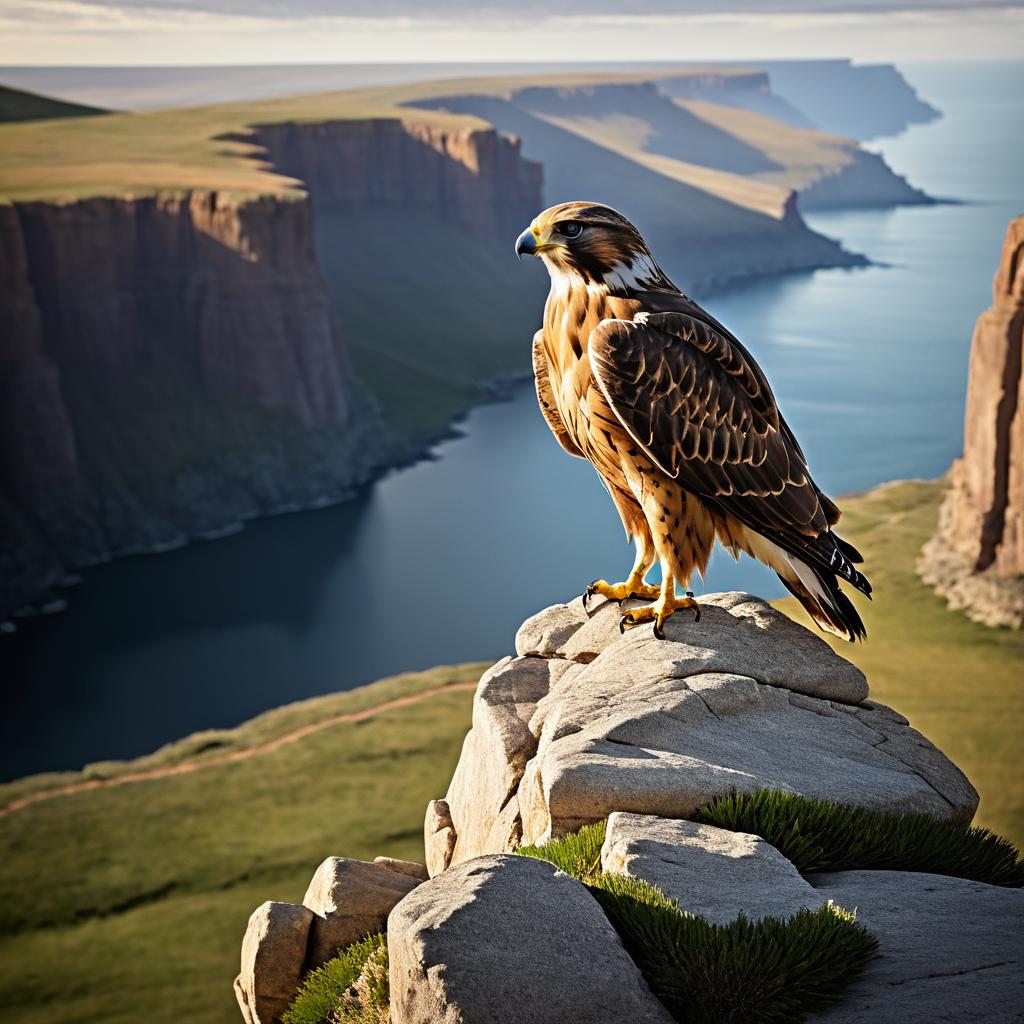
[0,1,1021,65]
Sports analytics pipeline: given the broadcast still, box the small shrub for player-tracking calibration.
[695,790,1024,886]
[520,829,877,1024]
[283,933,388,1024]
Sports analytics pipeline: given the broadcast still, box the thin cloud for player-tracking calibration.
[9,0,1023,17]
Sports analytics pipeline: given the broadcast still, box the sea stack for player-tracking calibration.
[920,215,1024,627]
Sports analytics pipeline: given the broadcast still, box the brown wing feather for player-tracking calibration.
[589,310,869,594]
[532,331,584,459]
[589,312,824,530]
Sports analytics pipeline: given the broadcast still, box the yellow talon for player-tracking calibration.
[585,575,660,607]
[619,589,701,639]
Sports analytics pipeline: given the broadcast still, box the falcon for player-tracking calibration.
[515,201,871,641]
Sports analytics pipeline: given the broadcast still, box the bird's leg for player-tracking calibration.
[584,535,659,610]
[618,569,701,639]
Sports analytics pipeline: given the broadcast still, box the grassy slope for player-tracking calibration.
[676,98,855,191]
[313,206,543,438]
[0,482,1018,1024]
[526,93,861,212]
[0,84,106,124]
[0,89,484,202]
[0,665,482,1024]
[534,111,792,218]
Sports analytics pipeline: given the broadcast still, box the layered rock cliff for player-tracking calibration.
[0,119,543,621]
[919,216,1024,627]
[254,118,540,234]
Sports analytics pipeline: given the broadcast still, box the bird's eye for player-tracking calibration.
[557,221,584,239]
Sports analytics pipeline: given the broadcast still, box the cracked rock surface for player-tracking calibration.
[809,871,1024,1022]
[425,593,979,874]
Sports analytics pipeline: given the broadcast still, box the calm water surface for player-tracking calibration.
[2,62,1022,780]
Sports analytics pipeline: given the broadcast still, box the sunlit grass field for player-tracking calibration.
[0,88,483,202]
[0,66,789,205]
[0,67,745,203]
[0,478,1019,1024]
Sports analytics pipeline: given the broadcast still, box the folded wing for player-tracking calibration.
[589,306,870,638]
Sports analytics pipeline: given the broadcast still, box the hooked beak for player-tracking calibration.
[515,226,538,261]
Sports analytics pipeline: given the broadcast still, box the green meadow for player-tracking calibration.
[0,478,1020,1024]
[0,68,733,203]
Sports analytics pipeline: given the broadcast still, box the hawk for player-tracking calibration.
[515,202,871,640]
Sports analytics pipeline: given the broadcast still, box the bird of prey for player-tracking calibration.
[515,201,871,641]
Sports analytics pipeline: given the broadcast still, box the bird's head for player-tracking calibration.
[515,201,673,294]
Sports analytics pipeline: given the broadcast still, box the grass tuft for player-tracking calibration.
[593,877,877,1024]
[518,820,606,882]
[695,791,1024,886]
[520,827,878,1024]
[283,933,388,1024]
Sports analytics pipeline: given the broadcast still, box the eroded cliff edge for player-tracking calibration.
[919,215,1024,627]
[0,119,542,620]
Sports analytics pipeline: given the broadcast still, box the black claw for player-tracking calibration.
[583,580,599,611]
[694,608,701,623]
[618,615,629,634]
[653,621,666,640]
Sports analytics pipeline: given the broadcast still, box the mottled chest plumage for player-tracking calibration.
[540,282,639,461]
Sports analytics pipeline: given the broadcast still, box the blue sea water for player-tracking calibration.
[2,61,1021,780]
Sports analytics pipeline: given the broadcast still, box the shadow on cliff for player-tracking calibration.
[233,118,547,437]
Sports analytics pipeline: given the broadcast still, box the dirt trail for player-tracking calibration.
[0,682,476,822]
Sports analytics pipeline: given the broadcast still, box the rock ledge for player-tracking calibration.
[426,591,978,874]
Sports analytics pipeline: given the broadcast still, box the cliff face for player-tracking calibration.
[0,206,100,605]
[253,118,545,438]
[0,119,543,620]
[741,60,941,141]
[920,216,1024,627]
[14,193,349,428]
[254,118,540,235]
[656,70,816,132]
[797,147,930,210]
[0,191,367,618]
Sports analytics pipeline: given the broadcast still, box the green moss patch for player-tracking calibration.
[284,933,388,1024]
[695,791,1024,886]
[520,824,877,1024]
